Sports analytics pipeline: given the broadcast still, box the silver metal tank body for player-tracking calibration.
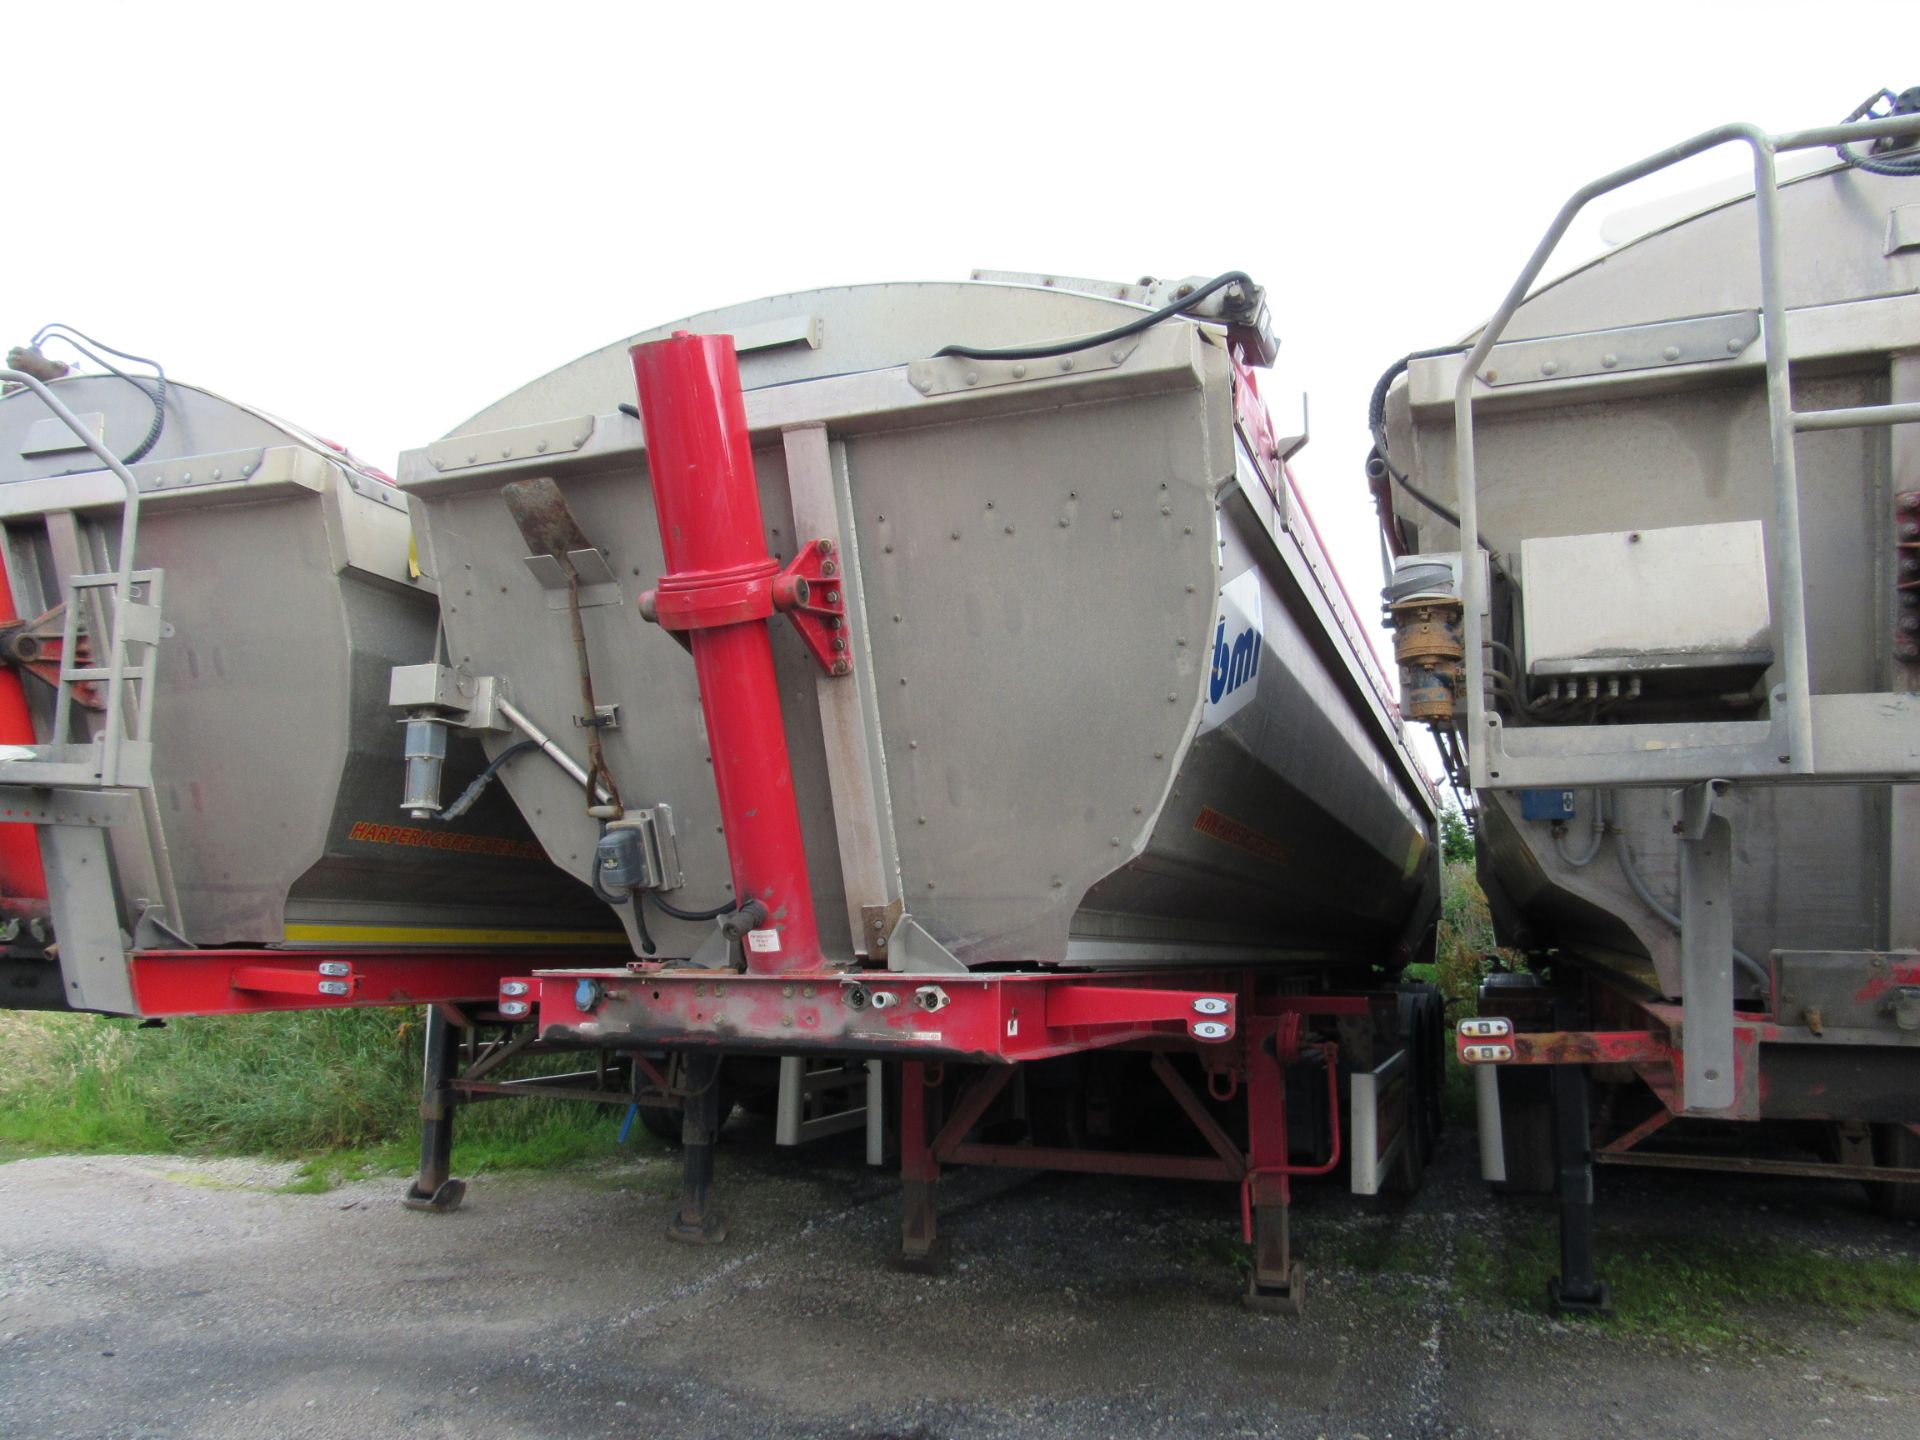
[0,375,608,963]
[400,279,1439,973]
[1383,157,1920,996]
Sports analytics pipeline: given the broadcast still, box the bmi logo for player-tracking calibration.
[1209,615,1260,704]
[1198,570,1265,734]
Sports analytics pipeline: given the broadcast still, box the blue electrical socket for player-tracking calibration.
[1520,788,1577,822]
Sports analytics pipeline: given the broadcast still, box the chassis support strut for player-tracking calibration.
[896,1060,946,1273]
[668,1050,729,1244]
[892,1012,1340,1312]
[1547,999,1610,1315]
[403,1005,467,1213]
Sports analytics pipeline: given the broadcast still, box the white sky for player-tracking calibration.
[4,3,1908,788]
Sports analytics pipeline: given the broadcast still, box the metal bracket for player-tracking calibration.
[604,805,682,892]
[387,665,512,734]
[523,548,621,610]
[1670,780,1736,1112]
[0,603,102,710]
[884,914,969,975]
[861,899,903,962]
[771,539,851,676]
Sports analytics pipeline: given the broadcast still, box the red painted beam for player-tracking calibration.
[127,950,556,1017]
[523,968,1245,1062]
[1456,1019,1670,1067]
[1044,984,1235,1040]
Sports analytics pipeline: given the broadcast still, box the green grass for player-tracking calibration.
[1454,1218,1920,1347]
[1192,1210,1920,1348]
[0,1007,648,1188]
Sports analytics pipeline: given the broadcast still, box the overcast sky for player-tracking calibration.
[4,3,1908,782]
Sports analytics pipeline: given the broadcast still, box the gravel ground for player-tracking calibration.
[2,1116,1917,1440]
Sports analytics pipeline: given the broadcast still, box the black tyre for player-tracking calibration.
[1392,986,1439,1167]
[1479,972,1556,1196]
[1867,1122,1920,1219]
[1490,1067,1556,1196]
[636,1101,683,1144]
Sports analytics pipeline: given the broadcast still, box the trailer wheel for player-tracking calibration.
[1376,988,1438,1195]
[636,1102,684,1145]
[1490,1070,1556,1196]
[1867,1123,1920,1219]
[1480,972,1556,1195]
[1392,986,1441,1168]
[634,1078,739,1147]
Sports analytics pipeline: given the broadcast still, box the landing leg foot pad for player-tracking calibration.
[1548,1277,1613,1317]
[893,1235,950,1276]
[1244,1262,1307,1316]
[401,1178,467,1214]
[666,1210,730,1245]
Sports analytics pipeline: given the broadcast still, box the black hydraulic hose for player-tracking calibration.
[932,271,1257,362]
[1601,792,1768,994]
[647,891,740,923]
[1366,348,1487,545]
[439,739,539,821]
[32,324,167,465]
[1834,87,1920,178]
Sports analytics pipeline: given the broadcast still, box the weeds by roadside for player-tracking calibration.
[0,1007,643,1186]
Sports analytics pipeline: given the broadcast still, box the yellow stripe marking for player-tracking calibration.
[282,924,627,947]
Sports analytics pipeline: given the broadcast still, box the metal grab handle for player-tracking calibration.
[1451,111,1920,788]
[1,369,147,784]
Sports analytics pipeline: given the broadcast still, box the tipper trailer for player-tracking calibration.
[2,277,1443,1309]
[0,347,619,1007]
[1373,90,1920,1312]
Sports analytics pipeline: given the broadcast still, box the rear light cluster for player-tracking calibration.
[498,978,534,1019]
[1458,1016,1514,1064]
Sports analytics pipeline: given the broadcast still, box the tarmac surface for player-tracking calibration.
[1,1115,1917,1440]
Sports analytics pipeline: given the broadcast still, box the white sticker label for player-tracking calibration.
[746,928,782,954]
[1198,569,1265,735]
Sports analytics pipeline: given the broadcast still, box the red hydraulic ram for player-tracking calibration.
[629,332,821,973]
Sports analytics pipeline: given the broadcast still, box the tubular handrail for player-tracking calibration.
[0,369,145,784]
[1451,111,1920,788]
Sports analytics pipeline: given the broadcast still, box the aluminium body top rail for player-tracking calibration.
[1451,111,1920,792]
[0,368,150,788]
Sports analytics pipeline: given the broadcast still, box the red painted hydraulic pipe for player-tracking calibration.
[630,332,819,973]
[0,575,46,900]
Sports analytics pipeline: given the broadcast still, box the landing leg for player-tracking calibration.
[402,1005,466,1213]
[666,1050,729,1244]
[1244,1034,1305,1313]
[1547,1059,1611,1316]
[1246,1195,1305,1315]
[895,1060,947,1273]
